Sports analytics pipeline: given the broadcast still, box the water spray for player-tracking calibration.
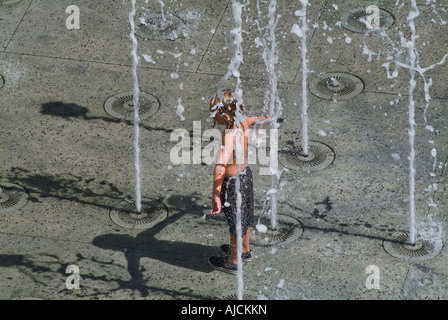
[129,0,142,213]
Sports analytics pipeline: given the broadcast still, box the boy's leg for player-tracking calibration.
[227,235,237,264]
[243,227,250,253]
[241,168,254,254]
[226,226,251,264]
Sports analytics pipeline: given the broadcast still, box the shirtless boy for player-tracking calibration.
[208,89,268,274]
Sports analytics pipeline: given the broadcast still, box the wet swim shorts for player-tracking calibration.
[220,167,255,236]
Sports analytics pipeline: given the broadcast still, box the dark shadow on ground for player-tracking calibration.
[0,194,218,299]
[275,198,398,243]
[92,194,219,297]
[8,167,125,211]
[40,101,173,133]
[0,251,212,299]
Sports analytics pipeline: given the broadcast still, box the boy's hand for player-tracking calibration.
[253,114,269,125]
[211,196,221,215]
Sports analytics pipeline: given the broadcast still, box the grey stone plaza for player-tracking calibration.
[1,0,447,300]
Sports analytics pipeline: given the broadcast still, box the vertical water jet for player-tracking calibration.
[129,0,142,213]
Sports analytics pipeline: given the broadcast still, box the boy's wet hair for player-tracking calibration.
[209,89,244,129]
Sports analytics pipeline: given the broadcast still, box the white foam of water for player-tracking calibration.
[256,223,268,233]
[176,97,185,121]
[431,147,437,172]
[291,24,302,37]
[277,279,285,288]
[391,153,401,161]
[344,33,352,44]
[142,54,156,64]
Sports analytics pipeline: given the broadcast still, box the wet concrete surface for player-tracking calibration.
[1,0,447,300]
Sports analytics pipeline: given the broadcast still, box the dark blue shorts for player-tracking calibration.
[220,166,255,236]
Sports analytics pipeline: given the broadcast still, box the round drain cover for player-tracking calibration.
[104,91,160,120]
[309,72,364,101]
[0,182,29,213]
[0,75,4,89]
[341,7,394,33]
[383,232,443,262]
[0,0,23,5]
[110,198,168,229]
[135,13,186,41]
[278,141,335,171]
[219,290,268,300]
[252,215,303,246]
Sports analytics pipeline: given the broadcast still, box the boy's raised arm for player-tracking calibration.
[245,114,269,128]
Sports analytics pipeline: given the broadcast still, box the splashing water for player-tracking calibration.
[157,0,166,20]
[233,1,244,301]
[176,97,185,121]
[362,1,448,245]
[217,0,247,300]
[406,1,418,244]
[218,2,245,106]
[255,0,283,230]
[295,0,310,156]
[129,0,142,213]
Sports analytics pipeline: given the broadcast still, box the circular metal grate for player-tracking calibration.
[0,182,29,213]
[110,198,168,229]
[135,13,186,41]
[0,0,23,5]
[104,91,160,120]
[219,290,268,300]
[341,7,394,33]
[383,232,443,262]
[278,141,335,171]
[252,214,303,246]
[309,72,364,101]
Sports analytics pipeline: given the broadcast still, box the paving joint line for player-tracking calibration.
[4,0,34,52]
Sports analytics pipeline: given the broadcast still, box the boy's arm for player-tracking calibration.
[211,131,235,215]
[211,164,226,215]
[244,115,269,127]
